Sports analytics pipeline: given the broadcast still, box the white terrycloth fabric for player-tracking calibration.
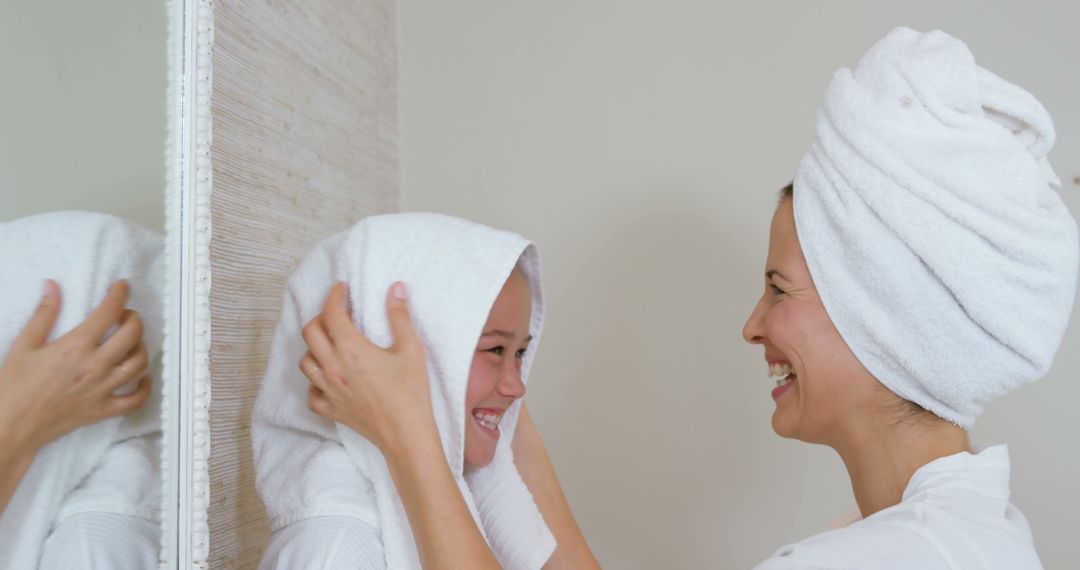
[260,516,386,569]
[755,445,1043,569]
[793,27,1080,427]
[0,211,164,569]
[253,213,556,570]
[38,512,160,570]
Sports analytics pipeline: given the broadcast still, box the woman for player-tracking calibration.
[253,213,598,569]
[743,186,1053,568]
[741,26,1076,568]
[298,28,1077,568]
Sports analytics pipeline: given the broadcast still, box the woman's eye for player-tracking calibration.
[515,349,527,359]
[770,284,786,295]
[487,346,504,356]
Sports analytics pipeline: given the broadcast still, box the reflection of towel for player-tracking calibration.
[253,213,556,569]
[793,28,1079,427]
[0,211,164,569]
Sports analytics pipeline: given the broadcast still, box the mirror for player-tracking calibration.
[0,0,174,567]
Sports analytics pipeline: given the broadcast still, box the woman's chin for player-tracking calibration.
[771,409,799,439]
[772,411,829,445]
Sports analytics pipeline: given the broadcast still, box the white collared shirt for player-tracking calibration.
[755,445,1043,569]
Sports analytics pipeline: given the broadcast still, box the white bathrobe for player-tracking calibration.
[755,446,1042,569]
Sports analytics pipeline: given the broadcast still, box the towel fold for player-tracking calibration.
[253,213,555,569]
[793,27,1079,427]
[0,211,164,569]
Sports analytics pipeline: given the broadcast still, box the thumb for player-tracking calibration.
[385,282,419,353]
[14,280,62,352]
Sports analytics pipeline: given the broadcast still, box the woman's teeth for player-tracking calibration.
[768,363,795,387]
[473,411,501,431]
[768,362,793,378]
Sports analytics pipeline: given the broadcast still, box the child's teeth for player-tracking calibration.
[473,411,502,430]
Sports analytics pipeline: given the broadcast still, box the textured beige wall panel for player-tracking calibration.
[209,0,397,567]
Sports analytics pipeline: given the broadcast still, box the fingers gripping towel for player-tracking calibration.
[793,27,1080,427]
[0,211,164,569]
[253,213,556,569]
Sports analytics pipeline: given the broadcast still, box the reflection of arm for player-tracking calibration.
[513,404,601,570]
[0,440,35,517]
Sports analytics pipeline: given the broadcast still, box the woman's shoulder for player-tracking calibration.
[754,499,1043,570]
[754,521,949,569]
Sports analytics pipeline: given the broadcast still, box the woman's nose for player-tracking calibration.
[743,297,767,345]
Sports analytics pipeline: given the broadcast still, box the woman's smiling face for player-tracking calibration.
[742,197,883,444]
[464,268,532,468]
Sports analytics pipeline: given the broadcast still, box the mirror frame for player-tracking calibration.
[165,0,213,567]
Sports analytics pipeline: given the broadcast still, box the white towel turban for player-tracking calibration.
[793,27,1079,427]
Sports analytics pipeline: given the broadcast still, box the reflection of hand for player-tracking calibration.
[0,280,152,455]
[299,282,438,455]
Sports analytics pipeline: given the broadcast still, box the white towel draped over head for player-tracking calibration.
[253,213,556,569]
[0,211,164,569]
[793,27,1080,427]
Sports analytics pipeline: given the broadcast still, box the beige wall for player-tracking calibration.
[0,0,165,230]
[209,0,398,567]
[398,1,1080,568]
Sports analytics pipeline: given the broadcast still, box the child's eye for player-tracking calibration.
[487,346,505,356]
[515,349,527,359]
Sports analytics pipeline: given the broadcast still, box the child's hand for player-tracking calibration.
[300,282,438,455]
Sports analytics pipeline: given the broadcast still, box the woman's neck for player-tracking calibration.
[833,415,970,519]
